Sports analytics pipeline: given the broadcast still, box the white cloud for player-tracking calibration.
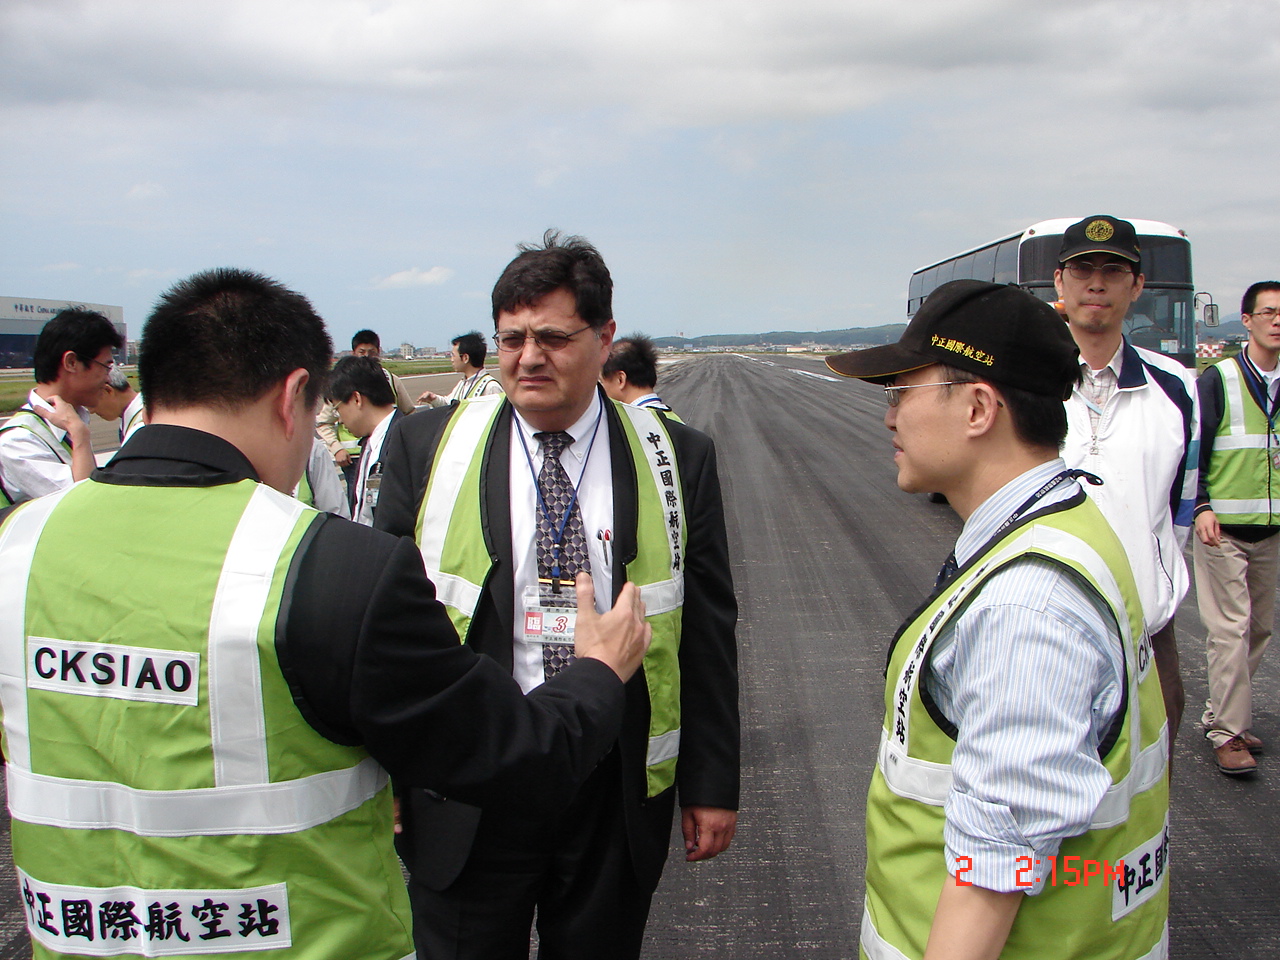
[126,181,166,200]
[41,261,80,272]
[372,266,454,289]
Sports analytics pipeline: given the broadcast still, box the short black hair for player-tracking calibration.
[603,334,659,388]
[452,331,487,368]
[1242,282,1280,316]
[939,364,1076,450]
[491,229,612,328]
[140,268,332,411]
[33,308,124,383]
[352,329,380,351]
[325,355,395,406]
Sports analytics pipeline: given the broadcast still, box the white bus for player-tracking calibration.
[907,218,1199,367]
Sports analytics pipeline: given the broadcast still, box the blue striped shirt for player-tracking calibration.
[926,458,1126,895]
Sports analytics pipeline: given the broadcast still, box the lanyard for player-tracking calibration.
[516,407,604,584]
[459,372,483,399]
[992,468,1100,542]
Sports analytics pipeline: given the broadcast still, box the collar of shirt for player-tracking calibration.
[26,389,89,443]
[954,458,1077,567]
[1080,340,1124,381]
[511,392,604,479]
[1239,348,1280,403]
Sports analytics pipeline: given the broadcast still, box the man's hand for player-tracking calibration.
[333,448,352,467]
[681,805,736,861]
[1195,509,1220,547]
[35,395,88,441]
[572,573,650,682]
[417,390,439,404]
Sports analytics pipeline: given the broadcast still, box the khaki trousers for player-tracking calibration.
[1194,529,1280,745]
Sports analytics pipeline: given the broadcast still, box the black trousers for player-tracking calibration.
[408,753,656,960]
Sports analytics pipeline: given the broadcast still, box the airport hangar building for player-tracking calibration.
[1,297,126,368]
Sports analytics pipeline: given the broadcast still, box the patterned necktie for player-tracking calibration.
[535,431,591,678]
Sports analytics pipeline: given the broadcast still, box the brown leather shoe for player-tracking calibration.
[1215,736,1258,775]
[1241,730,1264,755]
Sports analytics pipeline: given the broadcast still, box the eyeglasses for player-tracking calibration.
[1248,307,1280,322]
[883,380,972,406]
[1062,261,1135,282]
[493,324,594,353]
[83,356,116,372]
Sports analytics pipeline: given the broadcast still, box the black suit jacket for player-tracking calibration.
[376,393,739,891]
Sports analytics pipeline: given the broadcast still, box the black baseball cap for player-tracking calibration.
[825,280,1079,400]
[1058,215,1141,264]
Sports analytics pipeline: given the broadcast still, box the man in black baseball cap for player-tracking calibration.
[1055,216,1199,764]
[828,280,1167,959]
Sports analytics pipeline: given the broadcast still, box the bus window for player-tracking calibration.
[972,244,997,283]
[994,240,1018,285]
[953,253,976,282]
[1018,235,1062,284]
[1140,236,1192,284]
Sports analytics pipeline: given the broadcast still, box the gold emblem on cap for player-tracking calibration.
[1084,219,1114,242]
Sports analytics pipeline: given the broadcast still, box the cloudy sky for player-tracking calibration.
[3,0,1278,349]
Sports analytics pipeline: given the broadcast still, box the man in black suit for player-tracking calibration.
[376,230,740,960]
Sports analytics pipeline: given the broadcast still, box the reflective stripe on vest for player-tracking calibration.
[864,495,1169,960]
[415,396,686,796]
[1205,359,1280,524]
[0,409,74,463]
[0,480,412,959]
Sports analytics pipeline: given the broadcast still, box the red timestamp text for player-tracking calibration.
[954,856,1126,888]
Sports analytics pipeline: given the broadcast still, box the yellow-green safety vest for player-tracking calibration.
[414,395,686,797]
[0,409,74,508]
[0,479,413,959]
[863,493,1169,960]
[1203,357,1280,526]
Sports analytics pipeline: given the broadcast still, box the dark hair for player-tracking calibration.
[1242,282,1280,316]
[325,355,395,406]
[139,268,332,411]
[351,329,380,351]
[452,331,487,368]
[603,334,659,388]
[939,364,1075,450]
[33,308,124,383]
[491,229,612,328]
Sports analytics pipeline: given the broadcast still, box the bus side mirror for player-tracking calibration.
[1196,292,1219,328]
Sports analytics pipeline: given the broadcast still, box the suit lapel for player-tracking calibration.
[604,395,639,602]
[479,403,515,670]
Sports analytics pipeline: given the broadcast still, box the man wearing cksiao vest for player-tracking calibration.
[375,230,739,960]
[0,267,651,960]
[827,280,1169,959]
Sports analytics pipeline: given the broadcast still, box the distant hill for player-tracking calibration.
[654,324,907,349]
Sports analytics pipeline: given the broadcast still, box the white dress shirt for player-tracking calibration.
[353,409,396,526]
[0,390,87,503]
[509,394,614,692]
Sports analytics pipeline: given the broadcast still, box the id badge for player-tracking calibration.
[364,470,382,512]
[522,583,578,645]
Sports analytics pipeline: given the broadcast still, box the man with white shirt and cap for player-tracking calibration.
[828,279,1167,960]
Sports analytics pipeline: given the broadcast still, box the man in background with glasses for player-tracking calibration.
[1193,281,1280,775]
[828,279,1168,960]
[1057,215,1200,759]
[0,307,123,505]
[375,230,739,960]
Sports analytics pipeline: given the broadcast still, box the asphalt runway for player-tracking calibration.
[2,355,1278,957]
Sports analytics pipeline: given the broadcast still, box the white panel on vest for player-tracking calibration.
[27,638,199,707]
[19,868,291,955]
